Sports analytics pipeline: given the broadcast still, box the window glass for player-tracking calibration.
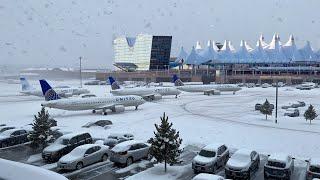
[69,137,77,144]
[199,150,216,157]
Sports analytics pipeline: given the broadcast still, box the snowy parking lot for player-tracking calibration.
[0,80,320,179]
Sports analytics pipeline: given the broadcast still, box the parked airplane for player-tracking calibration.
[172,75,241,95]
[20,77,90,97]
[39,79,145,115]
[108,77,181,101]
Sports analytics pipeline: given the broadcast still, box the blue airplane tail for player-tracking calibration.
[20,77,34,91]
[108,77,120,90]
[172,75,184,86]
[39,79,61,101]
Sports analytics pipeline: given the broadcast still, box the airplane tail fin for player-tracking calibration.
[108,76,120,90]
[172,75,184,86]
[39,79,61,101]
[20,77,35,91]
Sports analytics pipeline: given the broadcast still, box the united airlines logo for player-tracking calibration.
[115,97,135,102]
[44,89,59,101]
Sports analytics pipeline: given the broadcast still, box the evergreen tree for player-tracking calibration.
[304,105,317,124]
[28,107,54,149]
[148,113,183,172]
[260,99,273,120]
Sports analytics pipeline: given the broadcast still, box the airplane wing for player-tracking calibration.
[141,93,162,101]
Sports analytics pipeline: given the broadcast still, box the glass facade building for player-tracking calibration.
[113,34,172,70]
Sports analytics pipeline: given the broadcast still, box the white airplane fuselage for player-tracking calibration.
[110,87,181,97]
[41,95,145,111]
[176,84,241,93]
[21,88,89,97]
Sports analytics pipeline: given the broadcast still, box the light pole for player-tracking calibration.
[275,80,278,124]
[79,56,82,88]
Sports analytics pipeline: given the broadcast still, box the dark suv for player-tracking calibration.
[264,154,294,180]
[42,132,92,162]
[0,129,29,148]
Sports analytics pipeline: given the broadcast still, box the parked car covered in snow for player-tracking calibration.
[284,109,300,117]
[0,129,29,148]
[0,126,15,133]
[306,158,320,180]
[42,132,93,162]
[110,140,150,167]
[264,154,294,180]
[192,143,229,174]
[225,149,260,179]
[104,133,134,148]
[57,144,109,170]
[261,83,272,88]
[291,101,306,108]
[192,173,225,180]
[255,103,274,111]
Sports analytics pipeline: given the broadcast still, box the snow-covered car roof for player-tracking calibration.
[0,128,25,136]
[202,143,224,151]
[192,173,224,180]
[226,149,252,168]
[112,140,145,152]
[268,153,291,163]
[60,132,89,139]
[310,158,320,167]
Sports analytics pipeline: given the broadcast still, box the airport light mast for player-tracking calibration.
[79,56,82,88]
[275,80,278,124]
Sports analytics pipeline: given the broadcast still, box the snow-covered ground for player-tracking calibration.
[0,80,320,161]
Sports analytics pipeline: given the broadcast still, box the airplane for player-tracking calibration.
[20,77,90,97]
[108,77,181,101]
[39,79,145,115]
[172,75,242,95]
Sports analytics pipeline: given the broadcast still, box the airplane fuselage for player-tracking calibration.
[176,84,241,93]
[110,87,180,96]
[41,95,145,111]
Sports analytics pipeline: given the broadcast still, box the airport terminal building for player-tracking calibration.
[113,34,172,71]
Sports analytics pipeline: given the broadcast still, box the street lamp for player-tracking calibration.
[275,80,278,124]
[79,56,82,88]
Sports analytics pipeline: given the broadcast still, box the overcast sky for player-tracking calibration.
[1,0,320,68]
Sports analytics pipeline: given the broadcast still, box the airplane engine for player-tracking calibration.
[113,105,125,113]
[204,90,221,96]
[143,94,162,101]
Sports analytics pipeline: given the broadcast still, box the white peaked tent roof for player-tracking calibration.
[259,34,269,49]
[218,40,235,63]
[195,41,203,53]
[235,40,253,63]
[299,41,316,61]
[282,35,303,61]
[199,40,217,63]
[185,46,206,65]
[267,34,287,63]
[251,40,269,63]
[175,46,188,63]
[210,40,220,51]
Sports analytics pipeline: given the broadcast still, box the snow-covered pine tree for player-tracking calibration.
[28,107,54,149]
[148,112,183,172]
[260,99,273,120]
[304,104,317,124]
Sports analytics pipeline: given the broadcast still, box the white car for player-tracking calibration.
[225,149,260,179]
[306,158,320,180]
[261,83,272,88]
[264,153,294,180]
[57,144,109,170]
[192,173,225,180]
[192,143,229,174]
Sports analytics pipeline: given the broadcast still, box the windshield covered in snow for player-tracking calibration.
[232,152,250,161]
[55,138,69,145]
[199,150,216,158]
[68,147,86,157]
[267,161,286,168]
[0,130,13,137]
[310,165,320,173]
[108,135,120,140]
